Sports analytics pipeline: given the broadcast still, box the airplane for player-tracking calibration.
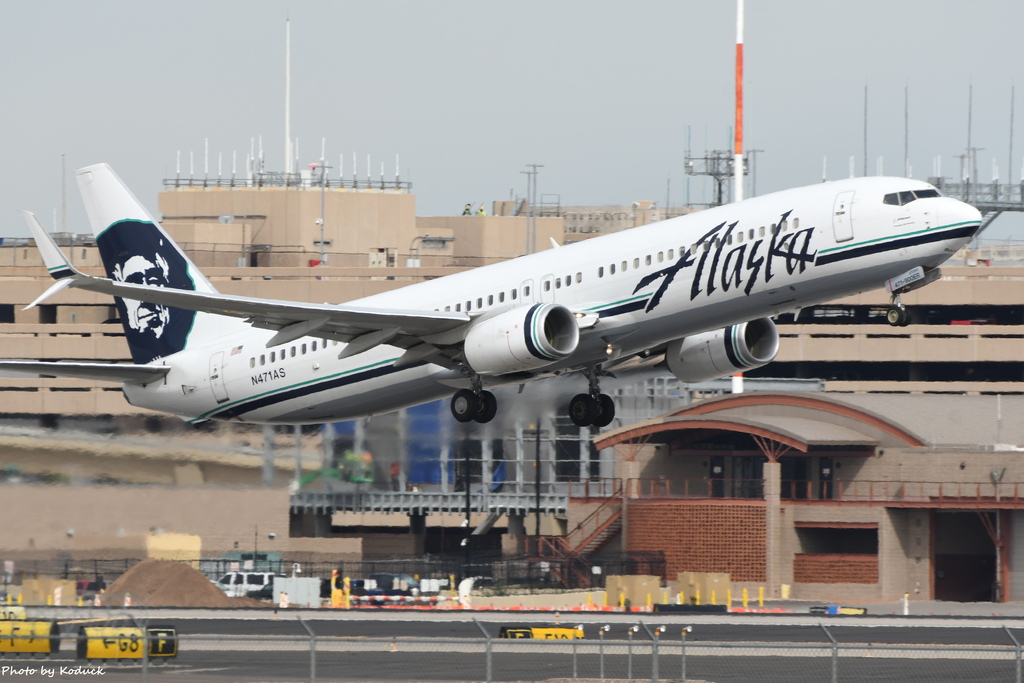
[1,163,982,428]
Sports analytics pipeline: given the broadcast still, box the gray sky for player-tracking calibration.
[3,0,1023,240]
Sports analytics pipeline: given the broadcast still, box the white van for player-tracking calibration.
[213,571,279,598]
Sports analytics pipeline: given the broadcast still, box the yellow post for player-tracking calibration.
[726,589,732,608]
[694,588,701,606]
[646,593,652,608]
[711,590,716,605]
[17,593,22,605]
[742,587,749,607]
[619,592,625,608]
[603,592,608,607]
[586,593,593,608]
[662,590,667,604]
[758,586,764,607]
[46,594,52,606]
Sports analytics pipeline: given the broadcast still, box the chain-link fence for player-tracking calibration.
[5,619,1024,682]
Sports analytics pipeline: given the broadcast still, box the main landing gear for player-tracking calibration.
[450,375,497,424]
[568,366,616,428]
[886,293,910,327]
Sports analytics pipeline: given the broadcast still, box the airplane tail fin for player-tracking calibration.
[75,163,219,364]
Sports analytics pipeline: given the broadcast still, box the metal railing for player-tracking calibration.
[784,479,1024,506]
[621,477,1024,507]
[163,173,411,192]
[17,620,1024,683]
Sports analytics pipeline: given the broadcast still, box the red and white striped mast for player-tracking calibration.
[733,0,745,203]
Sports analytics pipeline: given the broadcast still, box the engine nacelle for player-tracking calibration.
[464,303,580,376]
[665,317,779,383]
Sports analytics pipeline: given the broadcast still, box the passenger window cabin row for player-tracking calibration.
[436,216,804,313]
[249,338,339,368]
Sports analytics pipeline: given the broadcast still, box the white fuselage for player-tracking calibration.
[121,176,981,424]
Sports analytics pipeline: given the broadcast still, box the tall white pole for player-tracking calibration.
[284,18,292,174]
[733,0,744,203]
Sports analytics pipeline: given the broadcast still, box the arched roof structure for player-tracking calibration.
[594,392,927,461]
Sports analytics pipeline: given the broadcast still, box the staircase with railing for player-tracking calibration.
[531,480,624,588]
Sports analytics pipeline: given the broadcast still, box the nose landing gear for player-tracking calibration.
[886,294,910,327]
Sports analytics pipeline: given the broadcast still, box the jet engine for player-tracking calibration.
[464,303,580,376]
[665,317,779,383]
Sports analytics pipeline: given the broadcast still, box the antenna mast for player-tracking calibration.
[284,18,292,175]
[733,0,744,202]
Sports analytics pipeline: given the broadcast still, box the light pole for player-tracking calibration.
[310,158,331,265]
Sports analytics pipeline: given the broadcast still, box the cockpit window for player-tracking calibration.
[883,188,942,206]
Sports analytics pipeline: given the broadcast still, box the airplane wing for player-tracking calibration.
[0,360,170,384]
[23,212,471,362]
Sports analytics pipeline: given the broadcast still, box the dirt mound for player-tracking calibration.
[101,559,263,608]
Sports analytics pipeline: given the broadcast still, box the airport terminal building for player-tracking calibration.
[1,171,1023,603]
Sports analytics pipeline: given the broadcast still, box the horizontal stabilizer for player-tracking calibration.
[0,361,169,384]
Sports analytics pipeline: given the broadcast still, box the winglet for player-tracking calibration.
[20,210,78,280]
[20,211,88,309]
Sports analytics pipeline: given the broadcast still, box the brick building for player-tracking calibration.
[591,392,1024,602]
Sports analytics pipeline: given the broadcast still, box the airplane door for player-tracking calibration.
[832,191,855,242]
[209,351,230,404]
[540,275,556,302]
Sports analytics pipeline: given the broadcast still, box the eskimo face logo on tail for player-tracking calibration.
[96,220,196,364]
[633,210,817,312]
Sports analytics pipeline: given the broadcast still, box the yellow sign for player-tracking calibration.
[77,626,177,660]
[499,626,583,639]
[0,621,59,654]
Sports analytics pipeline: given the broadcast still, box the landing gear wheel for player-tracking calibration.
[886,305,909,327]
[591,393,616,428]
[451,389,479,423]
[569,394,598,427]
[474,390,498,424]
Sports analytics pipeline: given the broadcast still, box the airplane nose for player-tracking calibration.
[942,198,983,238]
[959,200,982,229]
